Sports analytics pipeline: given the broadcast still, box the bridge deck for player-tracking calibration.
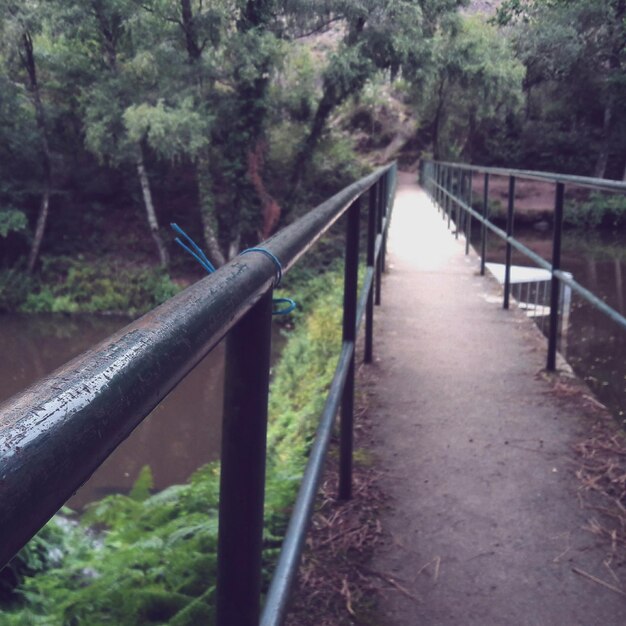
[367,173,624,624]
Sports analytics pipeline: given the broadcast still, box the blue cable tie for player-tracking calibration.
[272,297,297,315]
[174,238,214,274]
[239,248,297,316]
[169,231,297,317]
[170,223,216,273]
[239,247,283,287]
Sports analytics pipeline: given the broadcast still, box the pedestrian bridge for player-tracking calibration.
[1,162,626,625]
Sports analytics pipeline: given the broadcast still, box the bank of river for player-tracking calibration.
[0,313,285,509]
[482,227,626,424]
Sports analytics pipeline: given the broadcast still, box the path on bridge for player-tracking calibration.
[367,173,625,625]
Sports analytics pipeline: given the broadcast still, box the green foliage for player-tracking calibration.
[129,466,155,502]
[0,269,33,312]
[18,257,179,315]
[0,209,28,238]
[566,193,626,229]
[124,99,210,161]
[2,265,345,624]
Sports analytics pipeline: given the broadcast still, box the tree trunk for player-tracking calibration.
[180,0,203,61]
[248,140,281,239]
[197,153,226,267]
[27,191,50,273]
[432,77,446,160]
[21,32,52,273]
[136,144,169,268]
[594,98,612,179]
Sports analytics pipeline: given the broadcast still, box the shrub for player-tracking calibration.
[565,192,626,229]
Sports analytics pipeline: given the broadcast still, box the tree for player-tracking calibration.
[0,2,54,272]
[413,15,524,162]
[496,0,626,178]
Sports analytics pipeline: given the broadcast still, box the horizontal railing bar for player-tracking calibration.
[429,172,626,335]
[261,340,355,626]
[435,181,552,271]
[436,160,626,193]
[0,164,394,569]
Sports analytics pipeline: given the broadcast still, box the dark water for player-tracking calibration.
[0,314,283,509]
[484,229,626,424]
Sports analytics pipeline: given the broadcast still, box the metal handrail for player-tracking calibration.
[436,160,626,193]
[422,159,626,372]
[0,163,397,626]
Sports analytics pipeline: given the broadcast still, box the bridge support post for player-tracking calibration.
[447,167,452,230]
[547,182,565,371]
[365,184,377,363]
[375,180,383,306]
[216,289,273,626]
[454,168,461,240]
[480,173,489,275]
[503,176,516,309]
[465,170,472,255]
[339,197,360,500]
[382,171,389,273]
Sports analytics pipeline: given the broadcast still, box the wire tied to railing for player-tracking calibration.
[170,224,296,315]
[239,247,296,315]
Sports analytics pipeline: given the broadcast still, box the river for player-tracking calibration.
[0,313,285,509]
[483,227,626,424]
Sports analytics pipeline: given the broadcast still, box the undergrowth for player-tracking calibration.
[0,264,345,625]
[0,256,179,315]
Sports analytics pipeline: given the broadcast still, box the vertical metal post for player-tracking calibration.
[447,167,452,230]
[339,197,360,500]
[365,184,377,363]
[216,289,273,626]
[440,165,446,220]
[375,178,383,306]
[465,170,473,255]
[503,176,516,309]
[454,169,461,240]
[480,173,489,276]
[381,173,388,273]
[547,182,565,371]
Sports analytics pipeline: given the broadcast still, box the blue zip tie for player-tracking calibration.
[171,223,216,273]
[170,226,296,316]
[239,247,283,287]
[272,297,297,315]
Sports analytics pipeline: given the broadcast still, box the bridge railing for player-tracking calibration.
[421,159,626,371]
[0,163,397,626]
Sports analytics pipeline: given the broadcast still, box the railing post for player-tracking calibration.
[216,289,273,626]
[375,179,383,306]
[447,167,452,230]
[439,164,445,219]
[465,170,472,255]
[455,168,461,240]
[547,182,565,371]
[480,172,489,276]
[339,197,360,500]
[382,171,390,273]
[503,175,516,309]
[365,184,377,363]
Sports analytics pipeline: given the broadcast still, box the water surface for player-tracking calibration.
[0,313,267,509]
[483,228,626,423]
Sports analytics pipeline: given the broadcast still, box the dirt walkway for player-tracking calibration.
[367,173,626,625]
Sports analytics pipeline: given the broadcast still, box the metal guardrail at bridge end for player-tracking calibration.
[0,163,397,626]
[420,159,626,372]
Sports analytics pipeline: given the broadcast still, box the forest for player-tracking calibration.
[0,0,624,313]
[0,0,625,624]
